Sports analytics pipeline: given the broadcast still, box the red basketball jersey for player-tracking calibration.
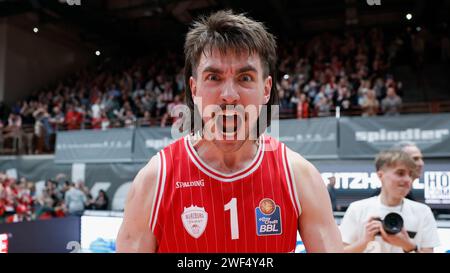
[149,134,302,253]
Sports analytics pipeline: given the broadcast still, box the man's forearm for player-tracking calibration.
[417,248,433,253]
[343,240,369,253]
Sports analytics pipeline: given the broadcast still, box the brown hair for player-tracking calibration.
[183,10,279,135]
[375,150,416,172]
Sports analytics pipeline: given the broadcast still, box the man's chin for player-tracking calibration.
[399,190,412,198]
[212,138,247,153]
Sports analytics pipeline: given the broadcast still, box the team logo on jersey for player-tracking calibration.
[181,205,208,239]
[255,198,282,236]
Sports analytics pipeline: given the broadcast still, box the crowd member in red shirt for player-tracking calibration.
[296,92,311,119]
[0,176,18,223]
[65,104,83,130]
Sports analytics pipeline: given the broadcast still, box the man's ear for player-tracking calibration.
[190,76,197,98]
[263,76,272,104]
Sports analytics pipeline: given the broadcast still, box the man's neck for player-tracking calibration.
[379,191,403,207]
[192,137,260,174]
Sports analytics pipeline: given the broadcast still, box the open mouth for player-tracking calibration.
[215,112,244,139]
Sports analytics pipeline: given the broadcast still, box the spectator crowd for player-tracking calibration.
[0,171,109,224]
[277,28,405,118]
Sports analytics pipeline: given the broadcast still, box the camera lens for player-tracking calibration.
[383,212,403,234]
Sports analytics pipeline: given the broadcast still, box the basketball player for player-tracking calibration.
[116,10,342,253]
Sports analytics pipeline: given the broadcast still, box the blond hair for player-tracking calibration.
[375,149,416,171]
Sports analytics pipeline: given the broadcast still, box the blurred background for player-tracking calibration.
[0,0,449,253]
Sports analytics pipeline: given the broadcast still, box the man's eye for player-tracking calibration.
[240,75,253,82]
[206,74,220,81]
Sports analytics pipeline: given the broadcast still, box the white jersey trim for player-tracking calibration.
[150,151,167,233]
[282,144,302,216]
[184,135,265,182]
[149,152,161,230]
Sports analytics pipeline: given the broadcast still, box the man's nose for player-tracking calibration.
[418,159,424,167]
[219,80,240,104]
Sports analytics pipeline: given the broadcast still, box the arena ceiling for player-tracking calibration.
[1,0,449,49]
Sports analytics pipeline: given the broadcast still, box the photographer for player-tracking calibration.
[340,150,439,253]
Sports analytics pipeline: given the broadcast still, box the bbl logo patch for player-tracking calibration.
[255,198,282,236]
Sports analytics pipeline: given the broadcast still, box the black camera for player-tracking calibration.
[374,212,404,235]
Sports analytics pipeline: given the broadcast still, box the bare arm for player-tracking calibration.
[379,226,435,253]
[116,155,159,252]
[287,148,343,253]
[343,242,367,253]
[346,244,434,253]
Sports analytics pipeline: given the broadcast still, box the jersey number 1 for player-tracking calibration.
[224,198,239,240]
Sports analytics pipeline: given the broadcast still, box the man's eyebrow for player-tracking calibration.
[237,65,258,74]
[201,66,223,74]
[201,65,258,74]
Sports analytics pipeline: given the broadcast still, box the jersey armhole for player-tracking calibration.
[149,151,167,233]
[281,144,302,217]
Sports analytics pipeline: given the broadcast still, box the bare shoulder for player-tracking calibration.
[284,146,321,183]
[284,146,330,213]
[124,153,161,222]
[131,154,160,198]
[284,146,343,252]
[116,154,161,252]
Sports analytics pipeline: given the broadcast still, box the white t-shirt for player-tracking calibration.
[91,104,101,119]
[340,196,440,253]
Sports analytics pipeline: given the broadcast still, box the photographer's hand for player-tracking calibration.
[380,227,416,251]
[343,217,382,253]
[363,218,383,244]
